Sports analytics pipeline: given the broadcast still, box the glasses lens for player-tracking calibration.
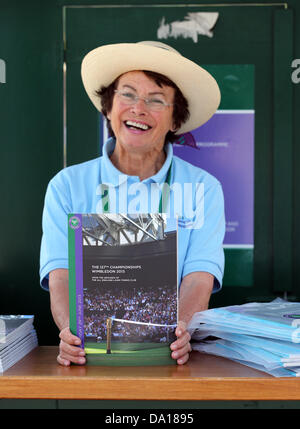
[116,91,170,111]
[148,99,166,111]
[119,91,136,104]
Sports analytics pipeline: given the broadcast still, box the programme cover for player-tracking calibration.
[68,213,178,366]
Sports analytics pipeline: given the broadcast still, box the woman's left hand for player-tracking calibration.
[170,321,192,365]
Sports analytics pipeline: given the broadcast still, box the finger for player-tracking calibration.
[57,354,71,367]
[59,338,86,363]
[59,327,81,346]
[177,352,190,365]
[171,341,191,361]
[60,340,85,358]
[170,331,191,351]
[58,348,86,365]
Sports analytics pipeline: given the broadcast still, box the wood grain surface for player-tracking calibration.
[0,346,299,400]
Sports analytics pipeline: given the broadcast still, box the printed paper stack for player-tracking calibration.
[188,298,300,377]
[0,315,38,372]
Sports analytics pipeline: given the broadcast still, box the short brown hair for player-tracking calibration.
[95,70,190,143]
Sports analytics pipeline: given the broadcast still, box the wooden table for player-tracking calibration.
[1,346,300,401]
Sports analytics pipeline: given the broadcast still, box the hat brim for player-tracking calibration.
[81,43,221,135]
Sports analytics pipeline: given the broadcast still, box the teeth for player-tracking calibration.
[125,120,150,130]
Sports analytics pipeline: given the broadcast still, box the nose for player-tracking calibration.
[130,98,148,115]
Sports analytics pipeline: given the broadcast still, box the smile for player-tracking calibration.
[124,120,151,131]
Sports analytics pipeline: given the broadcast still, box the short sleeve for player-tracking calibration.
[181,182,225,293]
[39,174,72,290]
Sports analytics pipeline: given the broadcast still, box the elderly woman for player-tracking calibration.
[40,41,225,366]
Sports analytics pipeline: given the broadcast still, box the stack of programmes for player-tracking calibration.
[188,298,300,377]
[0,315,38,372]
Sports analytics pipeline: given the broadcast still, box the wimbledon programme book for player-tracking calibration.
[68,213,178,366]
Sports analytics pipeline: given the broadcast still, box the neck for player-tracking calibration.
[110,142,166,181]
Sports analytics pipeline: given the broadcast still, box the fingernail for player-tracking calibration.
[173,352,178,358]
[79,357,86,364]
[79,351,85,356]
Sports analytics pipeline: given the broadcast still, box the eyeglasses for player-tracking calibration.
[114,90,173,112]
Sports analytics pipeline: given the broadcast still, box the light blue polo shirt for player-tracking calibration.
[40,138,225,292]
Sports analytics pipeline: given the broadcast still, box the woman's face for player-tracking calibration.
[107,71,176,155]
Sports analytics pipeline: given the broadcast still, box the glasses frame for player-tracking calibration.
[114,89,173,111]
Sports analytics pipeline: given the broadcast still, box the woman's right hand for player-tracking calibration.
[57,327,86,366]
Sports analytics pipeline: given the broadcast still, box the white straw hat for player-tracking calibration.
[81,41,221,134]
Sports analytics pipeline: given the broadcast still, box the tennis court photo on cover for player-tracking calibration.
[68,213,178,366]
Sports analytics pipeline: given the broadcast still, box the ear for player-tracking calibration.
[170,123,178,133]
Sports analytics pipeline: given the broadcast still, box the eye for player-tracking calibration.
[149,98,165,105]
[121,91,136,101]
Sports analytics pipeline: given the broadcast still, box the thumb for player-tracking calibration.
[175,320,187,337]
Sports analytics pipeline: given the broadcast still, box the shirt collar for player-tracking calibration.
[100,138,173,187]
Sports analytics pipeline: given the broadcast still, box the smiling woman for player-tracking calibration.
[40,41,225,368]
